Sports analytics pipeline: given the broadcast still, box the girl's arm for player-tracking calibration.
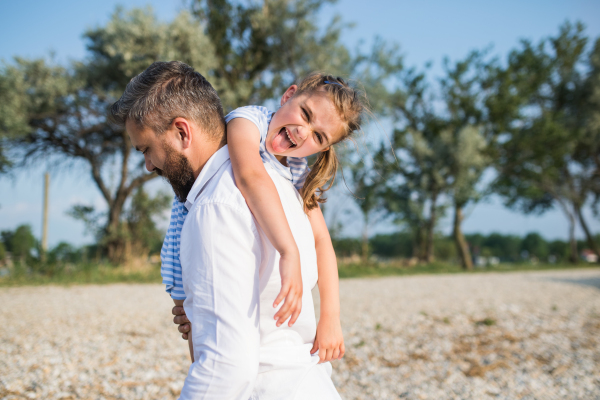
[227,118,303,327]
[307,205,345,363]
[173,299,194,363]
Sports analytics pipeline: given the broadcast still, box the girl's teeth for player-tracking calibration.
[286,128,297,146]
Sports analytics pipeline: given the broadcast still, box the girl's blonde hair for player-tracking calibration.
[295,72,365,212]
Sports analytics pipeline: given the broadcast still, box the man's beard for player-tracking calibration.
[155,144,196,202]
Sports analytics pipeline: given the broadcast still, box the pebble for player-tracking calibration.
[1,268,599,399]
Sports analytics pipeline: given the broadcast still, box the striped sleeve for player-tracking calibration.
[160,198,187,300]
[224,105,270,143]
[288,156,309,191]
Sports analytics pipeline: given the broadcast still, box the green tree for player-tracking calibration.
[189,0,353,111]
[0,240,6,262]
[379,52,492,269]
[0,8,213,262]
[48,242,79,264]
[488,22,599,263]
[376,67,449,263]
[126,188,172,256]
[1,225,37,263]
[521,232,549,260]
[439,52,493,270]
[1,3,393,262]
[348,156,383,263]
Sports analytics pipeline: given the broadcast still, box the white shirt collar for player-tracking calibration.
[184,145,231,211]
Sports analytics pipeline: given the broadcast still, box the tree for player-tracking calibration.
[379,52,492,269]
[521,232,549,260]
[488,22,599,263]
[0,8,214,262]
[581,38,600,232]
[1,3,392,263]
[376,67,449,263]
[439,52,494,270]
[189,0,353,111]
[126,188,172,256]
[1,224,36,263]
[347,155,382,263]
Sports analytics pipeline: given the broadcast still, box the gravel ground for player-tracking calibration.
[1,268,599,400]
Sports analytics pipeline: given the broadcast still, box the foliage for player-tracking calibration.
[126,188,172,255]
[488,21,600,262]
[376,51,493,269]
[1,224,36,261]
[0,8,211,261]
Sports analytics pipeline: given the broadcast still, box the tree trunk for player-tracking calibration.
[425,190,438,263]
[361,213,369,264]
[453,204,473,270]
[567,210,578,264]
[575,203,600,261]
[105,193,128,264]
[412,225,427,263]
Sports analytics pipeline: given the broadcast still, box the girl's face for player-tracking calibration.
[265,85,344,158]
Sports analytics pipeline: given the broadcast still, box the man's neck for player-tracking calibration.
[191,139,226,179]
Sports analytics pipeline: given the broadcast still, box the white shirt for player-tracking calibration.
[179,145,338,399]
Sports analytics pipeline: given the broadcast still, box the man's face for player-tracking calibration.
[126,120,195,201]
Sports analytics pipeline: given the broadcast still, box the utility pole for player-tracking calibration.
[41,172,49,261]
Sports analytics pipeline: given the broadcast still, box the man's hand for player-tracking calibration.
[310,315,345,363]
[273,252,303,327]
[172,305,191,340]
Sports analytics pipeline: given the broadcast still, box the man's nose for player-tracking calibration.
[145,156,155,172]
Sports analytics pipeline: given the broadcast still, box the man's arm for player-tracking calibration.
[178,202,261,399]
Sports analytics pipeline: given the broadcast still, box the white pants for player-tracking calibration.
[293,362,341,400]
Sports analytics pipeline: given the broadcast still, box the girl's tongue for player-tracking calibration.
[271,127,295,153]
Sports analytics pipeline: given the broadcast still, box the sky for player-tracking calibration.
[1,0,599,247]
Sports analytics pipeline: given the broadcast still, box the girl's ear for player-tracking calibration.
[281,85,298,106]
[322,146,330,152]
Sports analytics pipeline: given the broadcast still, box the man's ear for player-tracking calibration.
[281,85,298,106]
[172,118,193,149]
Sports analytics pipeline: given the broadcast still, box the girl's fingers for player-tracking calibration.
[274,298,295,326]
[332,348,340,360]
[310,340,319,354]
[288,303,302,326]
[319,349,327,363]
[339,343,346,359]
[273,284,289,308]
[325,348,334,363]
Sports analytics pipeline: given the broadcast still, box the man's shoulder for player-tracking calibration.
[191,159,251,215]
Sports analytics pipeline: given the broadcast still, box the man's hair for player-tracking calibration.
[110,61,225,140]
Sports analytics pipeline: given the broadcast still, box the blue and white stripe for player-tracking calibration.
[160,105,309,299]
[160,199,188,300]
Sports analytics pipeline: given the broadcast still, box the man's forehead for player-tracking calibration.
[125,119,149,146]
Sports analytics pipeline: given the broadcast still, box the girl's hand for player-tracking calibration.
[273,252,303,327]
[310,315,345,363]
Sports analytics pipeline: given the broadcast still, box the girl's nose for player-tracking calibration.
[297,127,308,141]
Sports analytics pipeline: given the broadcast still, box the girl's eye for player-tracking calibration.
[315,132,322,143]
[301,107,310,122]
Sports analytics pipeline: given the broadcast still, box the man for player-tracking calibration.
[111,61,340,399]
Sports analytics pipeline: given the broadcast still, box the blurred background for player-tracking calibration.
[1,0,599,283]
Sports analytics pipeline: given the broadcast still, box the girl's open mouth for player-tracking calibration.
[271,127,297,152]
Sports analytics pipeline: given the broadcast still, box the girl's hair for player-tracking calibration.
[296,72,365,212]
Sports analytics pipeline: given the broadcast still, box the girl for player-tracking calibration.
[162,72,364,364]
